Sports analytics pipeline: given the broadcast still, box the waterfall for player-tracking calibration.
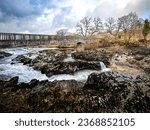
[63,53,75,62]
[99,61,111,72]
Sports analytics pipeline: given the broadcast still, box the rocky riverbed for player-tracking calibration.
[0,45,150,112]
[12,49,107,77]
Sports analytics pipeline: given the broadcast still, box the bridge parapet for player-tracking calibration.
[0,32,55,41]
[0,32,100,48]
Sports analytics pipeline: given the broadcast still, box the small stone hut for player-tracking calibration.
[76,42,85,52]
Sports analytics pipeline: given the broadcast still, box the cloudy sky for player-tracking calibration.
[0,0,150,34]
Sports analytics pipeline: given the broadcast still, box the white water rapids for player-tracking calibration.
[0,48,110,83]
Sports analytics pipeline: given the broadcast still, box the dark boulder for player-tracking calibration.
[0,51,12,59]
[13,55,31,65]
[72,50,112,65]
[84,71,131,91]
[4,76,19,88]
[29,79,39,88]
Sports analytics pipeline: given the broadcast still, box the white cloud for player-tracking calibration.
[0,0,149,34]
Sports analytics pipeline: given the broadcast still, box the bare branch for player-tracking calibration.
[90,17,103,35]
[76,17,103,36]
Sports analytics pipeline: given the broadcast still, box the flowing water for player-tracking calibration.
[0,48,110,83]
[99,61,111,72]
[0,48,51,82]
[63,53,75,62]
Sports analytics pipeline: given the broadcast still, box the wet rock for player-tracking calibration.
[13,55,31,65]
[0,51,12,59]
[17,82,30,89]
[0,46,150,113]
[0,80,5,89]
[57,61,99,74]
[72,50,112,65]
[144,57,150,63]
[4,76,19,88]
[31,57,100,76]
[12,49,111,76]
[29,79,39,88]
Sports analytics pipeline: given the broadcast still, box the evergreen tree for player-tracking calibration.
[142,19,150,41]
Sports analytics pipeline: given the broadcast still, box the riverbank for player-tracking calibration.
[0,44,150,112]
[0,71,149,112]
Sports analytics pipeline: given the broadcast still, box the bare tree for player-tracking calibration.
[90,17,103,35]
[105,17,121,39]
[56,29,68,37]
[105,17,116,35]
[56,29,68,42]
[118,12,139,43]
[76,17,92,36]
[76,17,103,38]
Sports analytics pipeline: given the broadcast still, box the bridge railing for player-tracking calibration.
[0,33,56,41]
[0,32,99,43]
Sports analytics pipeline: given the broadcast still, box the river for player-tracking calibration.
[0,48,99,83]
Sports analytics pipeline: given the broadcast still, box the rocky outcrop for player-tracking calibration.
[12,50,101,76]
[84,71,150,112]
[131,47,150,74]
[0,78,85,112]
[0,71,149,113]
[0,76,19,90]
[72,50,113,65]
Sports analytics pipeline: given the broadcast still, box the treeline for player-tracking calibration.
[56,12,150,43]
[76,12,150,43]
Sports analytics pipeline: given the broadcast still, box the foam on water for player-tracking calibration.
[63,53,75,62]
[49,70,97,82]
[0,63,49,83]
[0,48,54,82]
[0,48,110,83]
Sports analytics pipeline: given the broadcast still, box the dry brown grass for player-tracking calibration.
[84,42,101,50]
